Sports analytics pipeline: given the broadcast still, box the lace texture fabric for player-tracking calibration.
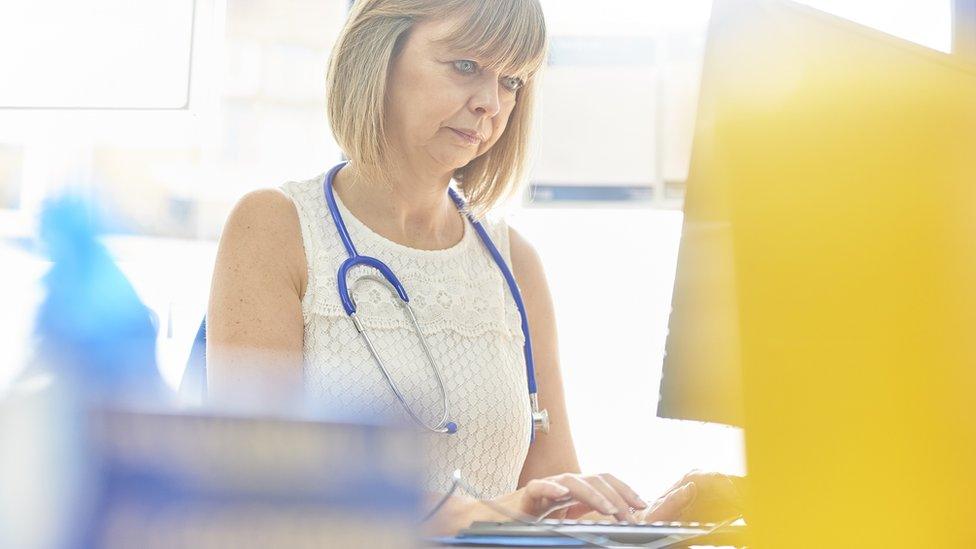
[280,172,531,498]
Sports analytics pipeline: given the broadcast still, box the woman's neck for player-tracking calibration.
[332,161,465,251]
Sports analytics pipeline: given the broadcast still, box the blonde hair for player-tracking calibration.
[326,0,548,219]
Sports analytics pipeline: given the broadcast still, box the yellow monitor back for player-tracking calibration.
[682,1,976,546]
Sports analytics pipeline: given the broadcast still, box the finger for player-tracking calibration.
[600,473,649,511]
[644,482,697,522]
[554,474,620,517]
[585,475,638,522]
[664,469,702,494]
[726,475,746,497]
[686,473,741,509]
[682,471,739,499]
[717,474,745,505]
[564,501,593,520]
[520,479,577,520]
[664,471,739,509]
[538,498,577,521]
[686,475,745,522]
[524,479,572,504]
[724,475,748,510]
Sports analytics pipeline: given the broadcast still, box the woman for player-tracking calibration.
[207,0,742,534]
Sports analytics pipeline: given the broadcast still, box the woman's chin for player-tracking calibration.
[432,152,479,172]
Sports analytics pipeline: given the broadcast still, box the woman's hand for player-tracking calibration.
[637,470,746,523]
[429,471,720,536]
[492,473,685,523]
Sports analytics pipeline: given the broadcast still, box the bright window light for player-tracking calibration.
[795,0,953,52]
[0,0,195,108]
[539,0,712,35]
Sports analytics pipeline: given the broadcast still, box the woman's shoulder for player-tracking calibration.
[500,222,548,298]
[225,188,302,242]
[218,188,307,295]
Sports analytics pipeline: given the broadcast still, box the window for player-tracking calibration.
[532,0,712,207]
[0,1,195,109]
[0,0,348,390]
[796,0,953,52]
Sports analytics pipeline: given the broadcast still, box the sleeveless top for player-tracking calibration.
[280,170,532,498]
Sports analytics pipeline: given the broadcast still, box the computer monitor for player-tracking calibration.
[659,1,976,546]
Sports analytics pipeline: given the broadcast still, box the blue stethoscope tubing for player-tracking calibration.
[323,162,549,441]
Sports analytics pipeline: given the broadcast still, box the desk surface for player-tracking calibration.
[425,520,747,548]
[421,543,732,549]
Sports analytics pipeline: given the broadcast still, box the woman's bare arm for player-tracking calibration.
[206,189,308,408]
[509,227,583,483]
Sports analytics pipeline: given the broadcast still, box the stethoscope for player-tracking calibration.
[323,162,549,442]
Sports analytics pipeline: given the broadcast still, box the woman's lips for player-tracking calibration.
[449,127,481,145]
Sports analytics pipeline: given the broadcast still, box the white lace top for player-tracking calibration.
[280,170,531,498]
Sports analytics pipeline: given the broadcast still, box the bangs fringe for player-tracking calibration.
[435,0,548,79]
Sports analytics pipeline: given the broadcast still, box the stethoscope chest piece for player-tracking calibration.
[531,394,550,435]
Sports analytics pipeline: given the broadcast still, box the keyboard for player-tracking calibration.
[456,519,747,546]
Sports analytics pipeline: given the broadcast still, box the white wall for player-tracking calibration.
[510,206,745,498]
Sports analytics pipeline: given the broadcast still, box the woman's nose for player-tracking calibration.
[470,79,502,118]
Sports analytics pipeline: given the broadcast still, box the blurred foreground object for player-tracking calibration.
[29,194,167,403]
[2,193,171,547]
[662,0,976,546]
[1,399,423,548]
[2,196,423,547]
[83,408,422,548]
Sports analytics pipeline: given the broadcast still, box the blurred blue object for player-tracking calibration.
[78,407,424,547]
[29,194,167,402]
[3,197,423,548]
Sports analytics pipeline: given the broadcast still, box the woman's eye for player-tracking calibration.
[454,60,479,74]
[501,76,524,92]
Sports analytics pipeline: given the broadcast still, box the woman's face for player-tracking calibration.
[384,17,524,175]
